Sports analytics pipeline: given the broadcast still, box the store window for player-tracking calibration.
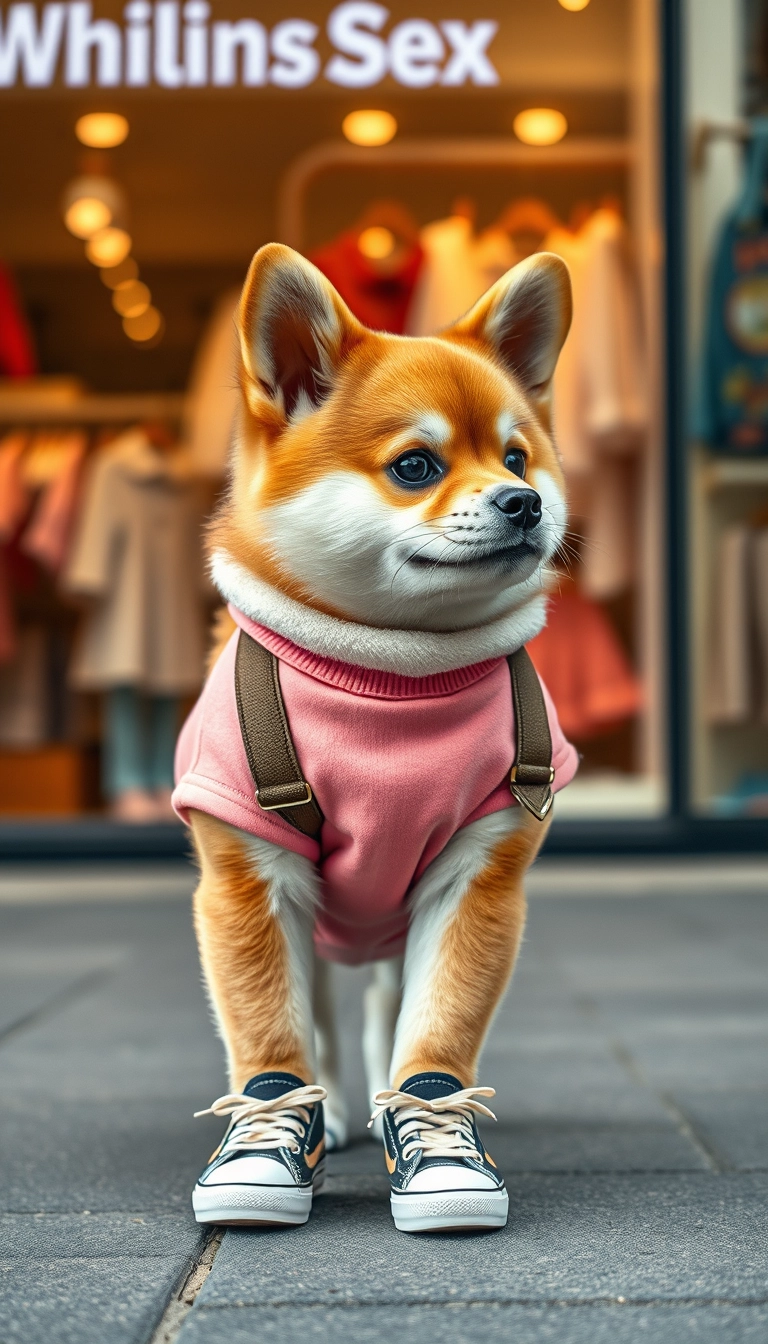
[686,0,768,816]
[0,0,665,828]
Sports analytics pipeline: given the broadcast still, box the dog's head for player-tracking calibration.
[212,243,571,634]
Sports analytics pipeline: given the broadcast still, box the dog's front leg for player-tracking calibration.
[390,806,550,1088]
[190,811,319,1090]
[377,806,550,1232]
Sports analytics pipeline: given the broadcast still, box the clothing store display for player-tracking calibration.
[695,117,768,454]
[183,289,240,479]
[707,524,752,724]
[311,229,423,333]
[64,429,206,693]
[0,264,36,379]
[405,214,516,335]
[173,606,578,966]
[103,686,179,799]
[527,587,643,740]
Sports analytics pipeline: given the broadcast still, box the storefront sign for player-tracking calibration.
[0,1,500,88]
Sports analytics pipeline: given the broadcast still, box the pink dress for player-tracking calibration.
[173,607,578,965]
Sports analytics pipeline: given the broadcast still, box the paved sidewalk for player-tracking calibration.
[1,861,767,1344]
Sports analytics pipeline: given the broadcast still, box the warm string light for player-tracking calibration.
[558,0,591,10]
[358,226,396,260]
[62,113,164,345]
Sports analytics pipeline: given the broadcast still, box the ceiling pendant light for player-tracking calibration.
[342,110,397,146]
[85,226,132,267]
[75,113,130,148]
[513,108,568,147]
[61,175,127,239]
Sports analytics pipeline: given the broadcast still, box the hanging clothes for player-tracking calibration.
[311,229,423,334]
[405,215,516,335]
[695,117,768,454]
[707,523,752,724]
[546,208,647,599]
[21,431,87,573]
[0,264,36,379]
[527,586,643,740]
[183,289,240,480]
[63,429,206,693]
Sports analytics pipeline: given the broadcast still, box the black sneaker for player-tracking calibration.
[192,1072,326,1226]
[370,1071,508,1233]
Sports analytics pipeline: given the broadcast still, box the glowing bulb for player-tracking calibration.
[123,306,163,343]
[558,0,590,9]
[112,280,151,318]
[513,108,568,147]
[85,226,132,266]
[342,110,397,147]
[100,257,139,289]
[64,196,112,238]
[358,226,396,260]
[76,113,129,148]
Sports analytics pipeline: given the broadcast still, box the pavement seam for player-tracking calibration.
[189,1294,768,1311]
[147,1228,223,1344]
[609,1042,726,1173]
[0,968,114,1050]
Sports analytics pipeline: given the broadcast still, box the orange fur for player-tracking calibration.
[191,810,311,1089]
[393,809,551,1089]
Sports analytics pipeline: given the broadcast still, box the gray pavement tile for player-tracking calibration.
[180,1303,768,1344]
[0,1098,222,1213]
[488,1121,706,1172]
[0,948,124,1039]
[672,1091,768,1171]
[0,1211,200,1256]
[621,1037,768,1091]
[0,1256,191,1344]
[481,1046,677,1123]
[196,1173,768,1308]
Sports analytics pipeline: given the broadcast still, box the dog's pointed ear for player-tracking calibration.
[238,243,365,425]
[444,252,572,408]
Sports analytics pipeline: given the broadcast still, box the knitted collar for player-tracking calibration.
[211,550,548,678]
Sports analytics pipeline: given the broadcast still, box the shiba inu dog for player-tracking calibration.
[173,242,577,1233]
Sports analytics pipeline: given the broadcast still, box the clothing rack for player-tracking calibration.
[276,136,635,252]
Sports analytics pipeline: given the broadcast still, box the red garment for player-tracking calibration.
[0,265,36,378]
[310,231,423,334]
[527,588,643,740]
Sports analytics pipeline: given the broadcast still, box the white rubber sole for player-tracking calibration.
[193,1166,324,1227]
[391,1186,509,1233]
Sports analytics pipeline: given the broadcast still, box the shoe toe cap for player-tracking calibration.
[199,1154,296,1187]
[407,1163,500,1194]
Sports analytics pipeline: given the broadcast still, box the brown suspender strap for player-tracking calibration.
[235,627,551,836]
[507,646,555,821]
[234,630,324,840]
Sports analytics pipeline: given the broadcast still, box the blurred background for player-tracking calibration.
[0,0,764,859]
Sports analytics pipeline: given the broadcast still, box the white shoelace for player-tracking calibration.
[195,1084,327,1155]
[368,1086,497,1163]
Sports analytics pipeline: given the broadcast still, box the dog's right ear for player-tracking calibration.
[238,243,365,427]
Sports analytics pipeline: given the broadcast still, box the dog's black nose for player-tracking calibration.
[491,487,542,530]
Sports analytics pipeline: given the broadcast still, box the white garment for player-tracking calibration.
[546,209,647,598]
[707,524,751,724]
[405,217,516,335]
[183,289,240,479]
[63,430,206,693]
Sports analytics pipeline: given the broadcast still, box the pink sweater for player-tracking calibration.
[173,607,578,965]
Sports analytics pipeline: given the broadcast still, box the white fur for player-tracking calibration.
[212,549,549,676]
[241,832,320,1080]
[390,810,523,1083]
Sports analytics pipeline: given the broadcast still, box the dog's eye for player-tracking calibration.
[504,448,527,479]
[389,451,442,488]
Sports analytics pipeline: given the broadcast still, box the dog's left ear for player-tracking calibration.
[238,243,364,425]
[444,252,572,409]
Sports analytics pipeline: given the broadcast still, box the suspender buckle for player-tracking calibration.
[510,764,555,785]
[256,782,314,811]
